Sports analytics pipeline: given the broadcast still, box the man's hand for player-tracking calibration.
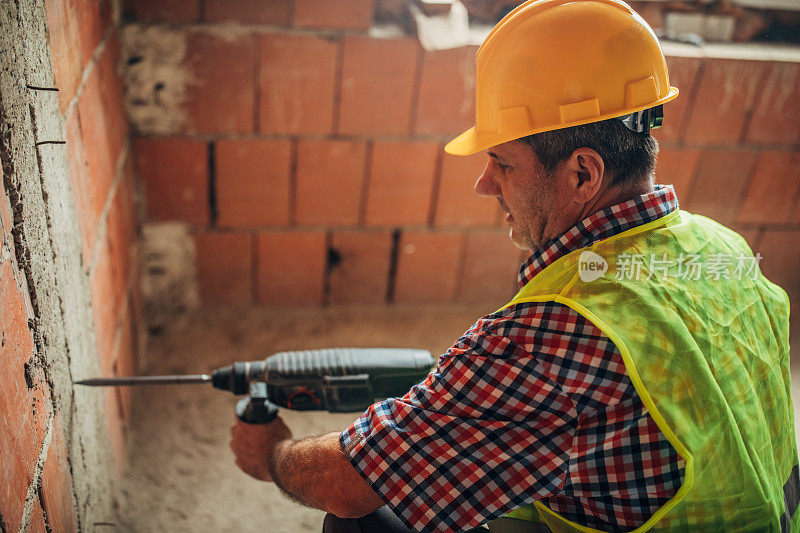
[231,423,384,516]
[229,416,292,482]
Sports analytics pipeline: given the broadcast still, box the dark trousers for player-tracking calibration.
[322,506,490,533]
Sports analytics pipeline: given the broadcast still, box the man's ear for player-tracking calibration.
[567,148,605,203]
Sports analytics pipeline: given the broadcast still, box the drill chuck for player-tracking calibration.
[211,361,267,395]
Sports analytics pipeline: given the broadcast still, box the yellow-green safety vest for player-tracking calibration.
[492,209,796,532]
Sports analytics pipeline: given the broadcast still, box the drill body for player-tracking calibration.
[210,348,435,423]
[76,348,435,424]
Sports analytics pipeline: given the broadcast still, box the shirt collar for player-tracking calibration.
[518,184,679,287]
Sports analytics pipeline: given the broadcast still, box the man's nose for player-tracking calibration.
[475,161,501,197]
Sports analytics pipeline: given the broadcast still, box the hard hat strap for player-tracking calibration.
[617,105,664,134]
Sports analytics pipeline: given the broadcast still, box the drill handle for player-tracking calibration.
[235,382,279,424]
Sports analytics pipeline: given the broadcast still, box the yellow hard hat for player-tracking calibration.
[445,0,679,156]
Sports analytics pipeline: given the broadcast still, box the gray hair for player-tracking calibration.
[517,118,659,186]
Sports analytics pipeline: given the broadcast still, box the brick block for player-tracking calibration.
[96,227,132,349]
[685,149,755,224]
[393,231,462,304]
[0,260,50,533]
[94,167,136,325]
[124,0,199,22]
[738,151,800,224]
[329,231,392,304]
[65,112,97,262]
[91,247,119,370]
[0,431,29,533]
[195,232,253,305]
[40,417,78,533]
[654,148,701,208]
[108,158,137,274]
[338,36,419,135]
[73,31,129,249]
[745,61,800,145]
[96,32,129,172]
[45,0,83,113]
[184,33,255,133]
[293,0,373,30]
[133,137,209,225]
[758,230,800,299]
[655,56,702,143]
[256,232,326,306]
[205,0,290,24]
[120,156,138,216]
[414,46,477,136]
[457,230,521,306]
[683,58,768,146]
[259,34,338,135]
[216,139,291,227]
[365,141,439,226]
[435,151,497,227]
[78,70,116,224]
[75,0,112,69]
[296,140,366,226]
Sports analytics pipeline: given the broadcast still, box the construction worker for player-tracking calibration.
[230,0,796,531]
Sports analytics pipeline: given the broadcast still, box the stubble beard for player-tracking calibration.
[502,188,553,252]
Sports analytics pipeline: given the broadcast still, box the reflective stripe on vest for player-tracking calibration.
[491,210,795,533]
[782,465,800,533]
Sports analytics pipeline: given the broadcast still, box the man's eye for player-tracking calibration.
[497,162,511,171]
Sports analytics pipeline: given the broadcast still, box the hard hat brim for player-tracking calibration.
[444,126,493,156]
[445,86,680,156]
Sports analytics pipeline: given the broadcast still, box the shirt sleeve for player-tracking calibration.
[339,309,580,533]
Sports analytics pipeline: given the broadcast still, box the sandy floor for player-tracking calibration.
[117,305,800,533]
[117,305,490,532]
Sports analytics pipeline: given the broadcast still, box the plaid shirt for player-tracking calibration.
[341,185,686,533]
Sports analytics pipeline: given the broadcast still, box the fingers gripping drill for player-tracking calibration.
[75,348,435,425]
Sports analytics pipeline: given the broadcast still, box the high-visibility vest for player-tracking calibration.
[492,209,797,532]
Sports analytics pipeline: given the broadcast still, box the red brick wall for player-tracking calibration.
[125,0,520,310]
[48,0,140,465]
[0,1,138,530]
[124,1,800,326]
[0,241,71,533]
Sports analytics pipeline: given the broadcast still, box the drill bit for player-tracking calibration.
[74,374,212,386]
